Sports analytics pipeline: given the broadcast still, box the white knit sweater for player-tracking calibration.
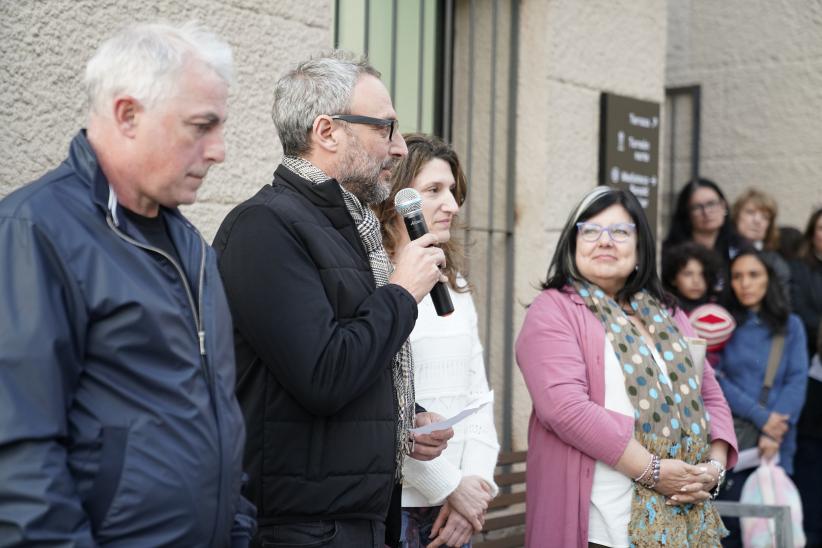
[401,280,500,507]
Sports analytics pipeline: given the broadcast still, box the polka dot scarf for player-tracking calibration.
[571,279,726,547]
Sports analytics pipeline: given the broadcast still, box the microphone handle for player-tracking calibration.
[430,280,455,317]
[403,211,429,240]
[402,212,455,317]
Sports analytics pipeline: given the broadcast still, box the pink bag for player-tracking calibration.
[739,460,806,547]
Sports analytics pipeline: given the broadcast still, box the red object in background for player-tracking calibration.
[689,303,737,352]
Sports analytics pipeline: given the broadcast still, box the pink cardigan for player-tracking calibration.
[515,288,738,548]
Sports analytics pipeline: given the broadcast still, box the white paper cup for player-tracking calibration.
[684,336,707,380]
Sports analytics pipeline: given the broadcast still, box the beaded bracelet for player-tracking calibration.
[633,454,654,483]
[648,455,661,489]
[637,455,660,490]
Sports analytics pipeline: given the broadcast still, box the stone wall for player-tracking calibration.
[0,1,332,241]
[450,0,668,449]
[666,0,822,232]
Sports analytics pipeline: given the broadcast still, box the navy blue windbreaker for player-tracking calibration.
[0,131,253,546]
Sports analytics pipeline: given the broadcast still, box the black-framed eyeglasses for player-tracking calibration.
[689,199,723,215]
[576,222,637,242]
[330,114,398,141]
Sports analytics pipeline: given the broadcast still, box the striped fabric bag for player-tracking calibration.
[740,460,806,547]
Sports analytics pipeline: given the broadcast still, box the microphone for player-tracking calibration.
[394,188,455,317]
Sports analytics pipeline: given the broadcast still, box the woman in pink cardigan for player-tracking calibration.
[516,187,738,548]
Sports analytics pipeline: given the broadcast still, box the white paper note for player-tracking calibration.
[733,448,761,472]
[410,391,494,435]
[733,447,779,472]
[809,354,822,383]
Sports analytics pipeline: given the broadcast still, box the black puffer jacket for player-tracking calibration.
[0,131,252,546]
[213,165,417,527]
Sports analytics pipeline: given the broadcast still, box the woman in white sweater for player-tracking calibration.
[376,134,500,548]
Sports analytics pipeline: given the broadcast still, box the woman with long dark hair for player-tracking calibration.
[789,207,822,547]
[663,178,744,270]
[715,247,808,546]
[516,186,737,547]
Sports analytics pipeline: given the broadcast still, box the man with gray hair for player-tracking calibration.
[213,51,451,547]
[0,22,255,546]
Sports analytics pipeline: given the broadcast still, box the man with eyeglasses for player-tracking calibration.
[213,51,452,547]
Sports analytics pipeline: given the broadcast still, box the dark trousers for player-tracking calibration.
[795,436,822,548]
[716,467,756,548]
[255,519,386,548]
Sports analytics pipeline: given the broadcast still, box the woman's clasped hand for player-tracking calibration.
[656,459,718,504]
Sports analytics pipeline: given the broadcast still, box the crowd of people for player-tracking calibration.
[660,179,822,547]
[0,19,820,548]
[517,179,822,546]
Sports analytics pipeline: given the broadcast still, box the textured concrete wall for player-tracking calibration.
[667,0,822,231]
[510,0,668,449]
[450,0,517,450]
[0,1,332,241]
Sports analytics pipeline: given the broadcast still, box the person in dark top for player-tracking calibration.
[119,206,182,264]
[790,207,822,547]
[661,243,735,366]
[778,225,804,262]
[661,241,723,313]
[213,51,452,548]
[663,178,744,281]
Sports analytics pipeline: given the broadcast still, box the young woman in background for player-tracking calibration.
[715,248,808,547]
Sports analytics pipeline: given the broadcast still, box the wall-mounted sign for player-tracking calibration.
[599,92,660,236]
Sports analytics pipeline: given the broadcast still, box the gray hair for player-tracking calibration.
[84,22,233,115]
[272,50,380,156]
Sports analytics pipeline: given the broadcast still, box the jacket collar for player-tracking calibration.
[66,130,112,216]
[274,164,345,210]
[67,130,188,229]
[273,163,369,263]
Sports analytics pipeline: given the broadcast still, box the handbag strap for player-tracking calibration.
[817,319,822,359]
[758,333,785,405]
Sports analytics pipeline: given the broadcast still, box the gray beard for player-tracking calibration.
[339,175,390,205]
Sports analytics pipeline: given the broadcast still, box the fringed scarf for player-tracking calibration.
[571,279,727,547]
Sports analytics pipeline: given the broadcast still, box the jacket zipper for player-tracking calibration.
[106,214,212,388]
[106,211,227,545]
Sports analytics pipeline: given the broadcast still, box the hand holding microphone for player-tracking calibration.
[390,188,454,316]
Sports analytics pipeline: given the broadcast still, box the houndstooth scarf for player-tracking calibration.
[282,156,415,481]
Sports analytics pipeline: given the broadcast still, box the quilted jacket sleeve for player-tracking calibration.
[215,203,418,416]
